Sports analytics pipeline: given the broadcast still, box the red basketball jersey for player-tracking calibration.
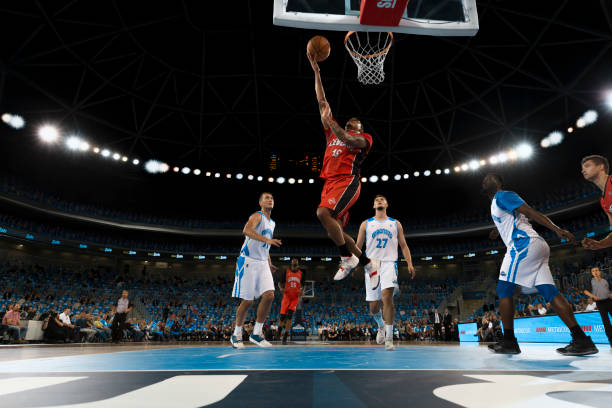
[284,269,303,297]
[320,121,372,180]
[601,175,612,216]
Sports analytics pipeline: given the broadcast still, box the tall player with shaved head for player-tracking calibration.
[307,50,380,289]
[581,155,612,250]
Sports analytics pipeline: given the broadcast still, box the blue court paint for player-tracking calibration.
[0,345,610,373]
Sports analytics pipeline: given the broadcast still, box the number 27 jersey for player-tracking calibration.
[365,217,398,262]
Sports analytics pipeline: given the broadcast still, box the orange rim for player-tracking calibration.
[344,31,394,59]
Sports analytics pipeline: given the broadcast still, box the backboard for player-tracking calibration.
[273,0,478,36]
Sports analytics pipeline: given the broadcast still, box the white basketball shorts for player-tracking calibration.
[232,255,275,300]
[498,237,554,289]
[365,261,399,302]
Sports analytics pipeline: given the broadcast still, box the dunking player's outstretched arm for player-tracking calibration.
[242,212,282,247]
[307,51,329,130]
[583,211,612,250]
[320,102,367,149]
[515,204,576,244]
[397,221,416,279]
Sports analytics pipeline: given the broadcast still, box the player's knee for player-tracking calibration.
[316,206,331,221]
[496,280,516,299]
[241,299,254,307]
[535,284,559,302]
[261,291,274,302]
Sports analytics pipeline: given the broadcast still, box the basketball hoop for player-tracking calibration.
[344,31,393,85]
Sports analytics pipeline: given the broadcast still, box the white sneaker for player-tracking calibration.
[334,254,359,281]
[385,338,395,351]
[364,258,381,290]
[231,335,245,349]
[249,334,272,347]
[376,326,385,344]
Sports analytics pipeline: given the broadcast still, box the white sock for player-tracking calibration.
[372,312,384,329]
[385,324,393,340]
[233,326,242,337]
[254,322,263,335]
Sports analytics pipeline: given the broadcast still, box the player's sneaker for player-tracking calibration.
[334,254,359,281]
[249,334,272,348]
[385,339,395,351]
[230,335,245,349]
[376,327,385,344]
[364,258,381,290]
[487,338,521,354]
[556,336,598,356]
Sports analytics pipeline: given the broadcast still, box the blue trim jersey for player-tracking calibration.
[491,191,539,252]
[239,211,275,261]
[365,217,399,262]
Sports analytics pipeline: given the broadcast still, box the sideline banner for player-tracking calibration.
[459,312,608,344]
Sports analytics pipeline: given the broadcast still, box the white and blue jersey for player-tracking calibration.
[491,191,554,288]
[239,211,275,261]
[365,216,399,262]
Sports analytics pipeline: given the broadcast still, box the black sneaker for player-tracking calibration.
[488,338,521,354]
[556,336,598,356]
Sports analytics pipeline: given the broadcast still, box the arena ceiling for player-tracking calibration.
[1,0,611,176]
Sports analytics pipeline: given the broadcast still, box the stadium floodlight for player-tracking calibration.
[65,136,83,151]
[2,113,25,129]
[1,113,10,123]
[479,160,486,166]
[606,92,612,109]
[225,173,232,178]
[469,160,479,170]
[38,125,60,143]
[423,170,431,176]
[516,143,533,159]
[276,177,286,184]
[205,171,212,177]
[101,149,111,157]
[507,149,518,160]
[489,155,499,164]
[297,179,303,184]
[369,175,379,183]
[247,174,254,180]
[236,173,244,180]
[181,167,191,174]
[576,117,586,128]
[394,174,401,180]
[268,177,274,182]
[288,178,295,184]
[435,169,441,175]
[93,147,100,153]
[497,153,508,163]
[548,131,563,146]
[361,177,367,183]
[461,163,469,171]
[121,156,128,162]
[257,176,263,181]
[214,173,220,178]
[403,174,409,179]
[582,110,598,126]
[413,171,420,177]
[454,166,461,172]
[112,153,121,160]
[193,169,201,175]
[540,138,551,148]
[567,127,574,133]
[381,174,389,181]
[172,166,180,172]
[132,159,140,165]
[144,159,169,174]
[444,168,450,174]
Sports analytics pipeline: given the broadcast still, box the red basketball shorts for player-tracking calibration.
[318,175,361,228]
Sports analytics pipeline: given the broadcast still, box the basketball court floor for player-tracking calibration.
[0,342,611,407]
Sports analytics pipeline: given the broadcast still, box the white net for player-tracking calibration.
[344,31,394,85]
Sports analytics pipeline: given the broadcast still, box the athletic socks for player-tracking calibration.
[385,324,393,340]
[233,326,243,337]
[358,253,371,266]
[338,244,351,257]
[503,328,515,341]
[372,312,384,329]
[254,322,264,336]
[569,325,587,341]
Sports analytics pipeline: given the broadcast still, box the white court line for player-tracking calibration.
[0,377,87,396]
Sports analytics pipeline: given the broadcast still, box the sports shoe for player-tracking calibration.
[488,338,521,354]
[376,326,385,344]
[334,254,359,281]
[249,334,272,348]
[230,335,245,349]
[385,339,395,351]
[364,258,381,290]
[556,336,598,356]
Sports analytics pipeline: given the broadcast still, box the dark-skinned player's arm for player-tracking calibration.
[320,102,368,149]
[307,51,329,130]
[582,211,612,250]
[397,221,416,279]
[515,204,576,244]
[242,212,282,247]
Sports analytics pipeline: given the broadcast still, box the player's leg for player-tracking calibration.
[316,206,347,246]
[282,309,294,343]
[382,288,395,350]
[249,261,275,347]
[366,269,385,344]
[231,256,254,349]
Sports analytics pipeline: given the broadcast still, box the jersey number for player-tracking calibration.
[376,238,388,248]
[290,282,297,288]
[331,148,343,158]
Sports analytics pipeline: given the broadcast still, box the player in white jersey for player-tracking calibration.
[482,174,597,356]
[356,195,415,350]
[230,192,282,349]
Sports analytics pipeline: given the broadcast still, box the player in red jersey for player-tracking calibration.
[307,51,381,287]
[277,257,306,344]
[581,155,612,250]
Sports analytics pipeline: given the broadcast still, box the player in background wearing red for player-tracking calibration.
[307,51,381,288]
[278,257,306,344]
[581,155,612,250]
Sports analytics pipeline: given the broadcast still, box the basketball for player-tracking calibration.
[307,35,330,62]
